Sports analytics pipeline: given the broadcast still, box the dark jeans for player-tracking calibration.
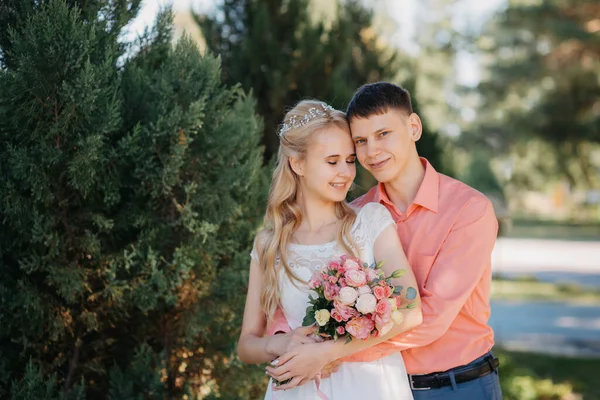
[411,352,503,400]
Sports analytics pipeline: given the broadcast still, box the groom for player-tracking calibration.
[268,82,502,399]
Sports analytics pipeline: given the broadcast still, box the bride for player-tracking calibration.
[238,100,422,399]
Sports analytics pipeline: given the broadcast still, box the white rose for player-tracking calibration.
[315,309,331,326]
[355,293,377,314]
[358,285,372,295]
[391,310,404,325]
[387,298,398,311]
[339,286,359,305]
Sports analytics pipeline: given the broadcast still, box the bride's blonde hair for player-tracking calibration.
[256,100,358,320]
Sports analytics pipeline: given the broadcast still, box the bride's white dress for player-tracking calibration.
[253,203,414,400]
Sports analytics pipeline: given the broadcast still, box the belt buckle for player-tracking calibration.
[409,375,431,391]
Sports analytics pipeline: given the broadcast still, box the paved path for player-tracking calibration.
[489,238,600,357]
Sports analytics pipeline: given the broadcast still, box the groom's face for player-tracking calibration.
[349,108,422,183]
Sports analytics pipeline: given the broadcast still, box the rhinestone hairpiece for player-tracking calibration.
[278,103,335,136]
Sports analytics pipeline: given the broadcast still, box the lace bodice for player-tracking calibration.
[251,203,395,329]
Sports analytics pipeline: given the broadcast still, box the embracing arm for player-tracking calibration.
[379,197,498,353]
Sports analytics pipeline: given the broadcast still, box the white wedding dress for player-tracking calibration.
[252,203,414,400]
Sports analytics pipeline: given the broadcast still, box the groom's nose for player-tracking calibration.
[366,139,380,158]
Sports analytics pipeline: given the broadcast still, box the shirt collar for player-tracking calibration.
[373,157,439,213]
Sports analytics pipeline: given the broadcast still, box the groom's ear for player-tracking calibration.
[409,113,423,142]
[289,157,305,177]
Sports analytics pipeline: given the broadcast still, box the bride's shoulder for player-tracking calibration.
[354,202,392,220]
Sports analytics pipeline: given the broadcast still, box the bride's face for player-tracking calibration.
[292,126,356,203]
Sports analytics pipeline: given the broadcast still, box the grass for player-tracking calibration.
[496,348,600,400]
[491,275,600,304]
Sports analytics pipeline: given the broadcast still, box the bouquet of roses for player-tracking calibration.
[303,255,417,342]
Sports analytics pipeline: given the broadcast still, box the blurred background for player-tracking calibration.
[1,0,598,399]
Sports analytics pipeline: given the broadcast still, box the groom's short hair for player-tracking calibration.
[346,82,413,121]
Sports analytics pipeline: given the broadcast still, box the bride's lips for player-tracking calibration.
[329,182,350,190]
[368,158,390,170]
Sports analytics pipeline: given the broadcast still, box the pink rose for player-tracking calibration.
[373,286,387,300]
[374,285,392,299]
[376,299,392,316]
[345,270,367,287]
[309,270,324,289]
[329,260,341,272]
[324,282,340,301]
[345,316,375,340]
[343,258,361,271]
[336,326,345,335]
[331,309,343,322]
[375,310,392,326]
[395,296,403,309]
[328,275,338,284]
[339,278,347,288]
[334,300,359,321]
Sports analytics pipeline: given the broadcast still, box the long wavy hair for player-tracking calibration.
[256,100,358,320]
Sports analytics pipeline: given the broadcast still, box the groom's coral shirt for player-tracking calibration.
[266,158,498,375]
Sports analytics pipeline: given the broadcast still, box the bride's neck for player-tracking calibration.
[296,195,337,232]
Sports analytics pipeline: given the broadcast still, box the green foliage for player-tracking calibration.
[473,0,600,188]
[0,0,267,397]
[196,0,446,177]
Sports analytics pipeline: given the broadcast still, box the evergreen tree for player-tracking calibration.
[0,0,267,397]
[195,0,446,179]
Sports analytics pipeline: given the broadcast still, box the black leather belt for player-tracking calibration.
[408,355,500,390]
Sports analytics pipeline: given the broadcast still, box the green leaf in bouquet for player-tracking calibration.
[390,269,406,279]
[345,336,353,344]
[393,285,404,295]
[406,287,417,300]
[333,332,338,341]
[406,302,417,309]
[303,313,316,326]
[305,305,314,315]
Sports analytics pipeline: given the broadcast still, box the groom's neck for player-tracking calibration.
[382,156,425,213]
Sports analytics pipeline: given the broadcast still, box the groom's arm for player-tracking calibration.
[380,197,497,351]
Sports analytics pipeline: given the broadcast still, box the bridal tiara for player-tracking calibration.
[278,103,335,136]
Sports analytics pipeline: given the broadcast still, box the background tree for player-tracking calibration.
[195,0,446,180]
[0,0,267,398]
[470,0,600,190]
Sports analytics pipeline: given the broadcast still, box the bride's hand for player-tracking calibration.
[266,325,319,358]
[266,341,335,391]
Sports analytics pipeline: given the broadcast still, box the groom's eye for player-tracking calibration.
[355,139,366,145]
[379,131,390,138]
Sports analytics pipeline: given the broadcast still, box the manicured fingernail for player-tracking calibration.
[271,359,279,365]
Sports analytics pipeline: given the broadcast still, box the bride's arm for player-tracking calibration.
[237,253,317,364]
[266,223,422,388]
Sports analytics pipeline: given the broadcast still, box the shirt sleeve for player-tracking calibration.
[384,196,498,350]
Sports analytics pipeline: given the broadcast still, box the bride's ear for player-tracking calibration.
[289,157,304,177]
